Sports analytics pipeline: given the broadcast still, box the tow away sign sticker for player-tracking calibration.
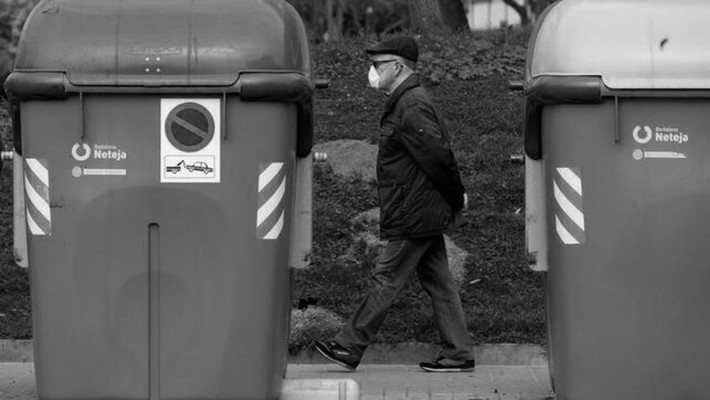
[160,98,221,183]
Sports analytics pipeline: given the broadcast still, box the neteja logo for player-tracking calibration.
[94,144,127,161]
[71,143,127,162]
[655,127,688,144]
[633,125,688,145]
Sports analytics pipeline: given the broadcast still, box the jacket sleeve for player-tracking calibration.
[400,102,465,211]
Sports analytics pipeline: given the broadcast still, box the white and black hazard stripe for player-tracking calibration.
[24,158,51,236]
[553,167,584,245]
[257,162,287,240]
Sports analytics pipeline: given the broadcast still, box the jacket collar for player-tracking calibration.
[381,74,421,127]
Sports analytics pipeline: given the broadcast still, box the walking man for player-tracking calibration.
[314,36,475,372]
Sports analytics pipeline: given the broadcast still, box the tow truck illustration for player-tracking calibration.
[166,160,185,174]
[166,160,214,174]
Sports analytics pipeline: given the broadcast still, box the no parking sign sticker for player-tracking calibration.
[160,98,221,183]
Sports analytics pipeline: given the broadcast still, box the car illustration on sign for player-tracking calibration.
[186,161,213,174]
[165,160,214,175]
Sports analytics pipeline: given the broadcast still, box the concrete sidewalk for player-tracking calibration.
[1,362,553,400]
[289,364,553,400]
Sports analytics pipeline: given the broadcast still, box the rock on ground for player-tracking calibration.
[345,208,468,287]
[313,140,377,182]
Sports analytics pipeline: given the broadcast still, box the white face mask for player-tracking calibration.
[368,65,380,89]
[369,61,397,90]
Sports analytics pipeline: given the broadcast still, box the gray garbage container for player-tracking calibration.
[522,1,710,399]
[5,0,313,399]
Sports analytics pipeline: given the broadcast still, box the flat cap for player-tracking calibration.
[365,36,419,63]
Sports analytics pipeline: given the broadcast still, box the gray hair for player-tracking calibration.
[392,55,417,71]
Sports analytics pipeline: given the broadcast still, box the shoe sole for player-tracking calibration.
[314,344,357,371]
[420,366,475,373]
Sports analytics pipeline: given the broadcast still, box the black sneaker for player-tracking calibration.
[419,357,475,372]
[314,340,360,371]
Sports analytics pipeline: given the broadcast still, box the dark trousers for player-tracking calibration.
[336,235,474,363]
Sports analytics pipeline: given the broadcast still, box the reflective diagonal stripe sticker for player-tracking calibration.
[257,162,287,240]
[555,215,579,245]
[259,162,283,192]
[553,181,584,231]
[557,167,582,196]
[257,175,286,227]
[263,211,285,240]
[24,158,51,236]
[554,167,584,245]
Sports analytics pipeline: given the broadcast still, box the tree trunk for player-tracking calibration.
[408,0,468,33]
[501,0,530,26]
[334,0,344,38]
[310,0,319,38]
[347,2,362,34]
[529,0,555,21]
[439,0,469,32]
[325,0,340,41]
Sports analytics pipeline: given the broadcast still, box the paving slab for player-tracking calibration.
[287,364,553,400]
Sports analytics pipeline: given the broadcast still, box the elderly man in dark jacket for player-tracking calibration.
[315,37,475,372]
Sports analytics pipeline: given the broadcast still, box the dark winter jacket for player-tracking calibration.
[377,75,465,240]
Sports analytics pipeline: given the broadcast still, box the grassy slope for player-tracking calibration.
[0,28,545,346]
[296,29,545,347]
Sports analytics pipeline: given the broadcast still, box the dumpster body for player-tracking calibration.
[6,1,314,399]
[523,1,710,399]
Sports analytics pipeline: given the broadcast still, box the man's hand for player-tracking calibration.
[463,193,469,210]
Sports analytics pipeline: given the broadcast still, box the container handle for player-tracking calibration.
[239,72,314,158]
[509,81,524,91]
[0,134,12,179]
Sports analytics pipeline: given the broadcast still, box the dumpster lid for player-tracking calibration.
[529,0,710,89]
[14,0,311,87]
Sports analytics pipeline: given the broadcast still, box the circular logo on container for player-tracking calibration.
[71,143,91,161]
[633,125,653,144]
[165,102,215,152]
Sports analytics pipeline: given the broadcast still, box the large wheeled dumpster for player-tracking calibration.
[522,1,710,399]
[3,1,359,399]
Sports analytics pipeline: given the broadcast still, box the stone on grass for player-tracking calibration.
[345,208,469,287]
[313,140,377,182]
